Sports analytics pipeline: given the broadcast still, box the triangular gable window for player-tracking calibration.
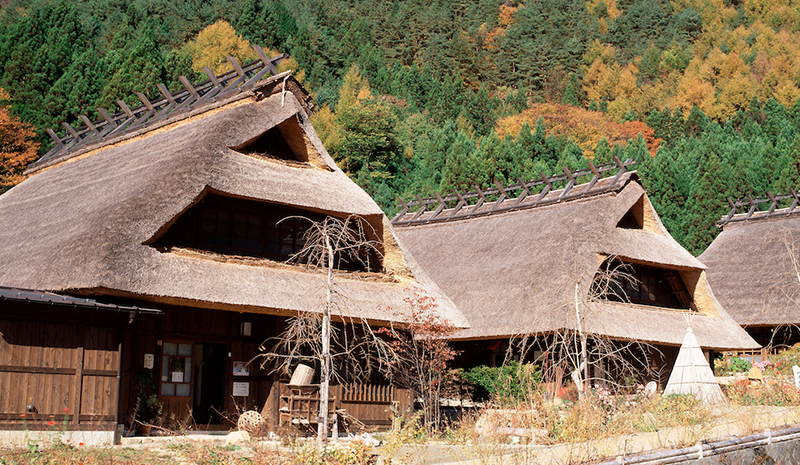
[616,196,644,229]
[229,115,328,169]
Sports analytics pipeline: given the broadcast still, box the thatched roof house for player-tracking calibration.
[700,193,800,347]
[0,56,462,328]
[0,48,463,434]
[392,162,757,356]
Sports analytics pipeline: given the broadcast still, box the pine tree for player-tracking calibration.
[684,152,726,255]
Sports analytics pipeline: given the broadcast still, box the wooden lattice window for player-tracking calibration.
[161,342,193,397]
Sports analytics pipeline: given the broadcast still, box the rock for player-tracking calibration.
[643,381,658,396]
[747,366,764,382]
[350,432,380,447]
[226,431,251,444]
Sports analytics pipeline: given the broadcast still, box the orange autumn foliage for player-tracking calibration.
[480,4,517,49]
[0,89,40,190]
[495,103,662,157]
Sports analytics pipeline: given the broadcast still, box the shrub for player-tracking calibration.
[725,378,800,406]
[728,357,752,373]
[462,361,541,405]
[769,346,800,376]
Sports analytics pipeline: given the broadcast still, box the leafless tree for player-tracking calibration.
[258,215,395,446]
[507,257,659,400]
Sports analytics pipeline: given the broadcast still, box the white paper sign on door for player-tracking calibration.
[233,382,250,397]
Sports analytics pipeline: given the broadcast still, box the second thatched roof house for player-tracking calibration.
[700,192,800,350]
[0,48,465,437]
[392,161,757,385]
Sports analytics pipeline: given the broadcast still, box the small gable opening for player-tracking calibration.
[152,193,382,273]
[229,115,327,169]
[617,196,644,229]
[590,258,694,310]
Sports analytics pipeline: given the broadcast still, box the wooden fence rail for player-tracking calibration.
[278,382,409,430]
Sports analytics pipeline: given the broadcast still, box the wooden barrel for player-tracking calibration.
[289,364,315,386]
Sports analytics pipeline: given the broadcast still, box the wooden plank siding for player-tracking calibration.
[0,304,123,428]
[3,301,412,433]
[120,307,286,429]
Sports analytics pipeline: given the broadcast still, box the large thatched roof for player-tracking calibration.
[700,208,800,327]
[0,68,466,328]
[394,173,757,350]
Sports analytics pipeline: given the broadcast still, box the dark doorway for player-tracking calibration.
[194,343,227,425]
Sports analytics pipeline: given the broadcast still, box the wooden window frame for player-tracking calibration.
[592,260,694,310]
[157,194,383,272]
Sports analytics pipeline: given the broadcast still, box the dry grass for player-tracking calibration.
[0,439,376,465]
[4,384,800,465]
[0,441,179,464]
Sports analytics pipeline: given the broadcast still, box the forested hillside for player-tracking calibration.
[2,0,800,254]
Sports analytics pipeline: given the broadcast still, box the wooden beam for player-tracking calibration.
[179,76,200,100]
[490,180,508,211]
[157,84,177,105]
[430,192,447,219]
[559,167,576,199]
[450,189,467,217]
[767,191,778,214]
[608,155,628,186]
[46,128,64,148]
[513,177,531,206]
[409,195,428,221]
[585,161,601,191]
[535,173,552,202]
[61,122,80,140]
[135,92,156,112]
[471,184,487,214]
[73,339,84,425]
[78,115,98,134]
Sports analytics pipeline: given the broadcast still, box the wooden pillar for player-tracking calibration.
[114,323,124,426]
[73,337,84,425]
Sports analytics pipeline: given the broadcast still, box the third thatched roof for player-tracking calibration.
[701,208,800,327]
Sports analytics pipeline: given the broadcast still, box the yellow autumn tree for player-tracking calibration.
[309,64,370,159]
[773,80,800,107]
[0,89,40,191]
[586,0,619,19]
[616,64,639,101]
[337,64,372,109]
[184,20,258,75]
[709,72,757,119]
[675,71,715,112]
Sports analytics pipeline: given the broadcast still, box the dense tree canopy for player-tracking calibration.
[3,0,800,254]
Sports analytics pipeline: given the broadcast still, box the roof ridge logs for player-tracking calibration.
[391,156,636,226]
[28,45,294,175]
[718,189,800,226]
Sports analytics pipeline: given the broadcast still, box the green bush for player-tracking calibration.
[728,357,752,373]
[462,361,541,405]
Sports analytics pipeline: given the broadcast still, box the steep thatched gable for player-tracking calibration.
[701,194,800,328]
[0,51,466,328]
[394,169,757,350]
